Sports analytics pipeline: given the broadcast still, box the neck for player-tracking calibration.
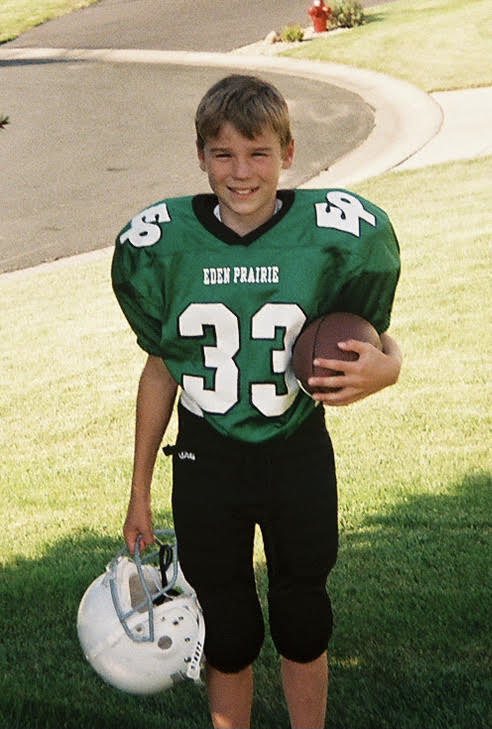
[215,198,282,237]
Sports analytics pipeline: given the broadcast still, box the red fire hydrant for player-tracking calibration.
[308,0,331,33]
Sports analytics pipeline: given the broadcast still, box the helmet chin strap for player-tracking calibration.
[158,542,173,589]
[153,540,178,604]
[152,530,180,593]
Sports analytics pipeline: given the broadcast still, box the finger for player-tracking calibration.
[335,339,372,355]
[123,525,150,555]
[136,530,155,555]
[311,391,352,406]
[312,387,363,406]
[308,374,345,389]
[312,357,355,375]
[141,530,155,550]
[313,356,345,368]
[124,532,138,555]
[340,340,386,365]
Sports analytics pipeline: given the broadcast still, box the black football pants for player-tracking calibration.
[171,403,338,673]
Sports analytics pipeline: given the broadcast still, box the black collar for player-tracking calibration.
[192,189,295,246]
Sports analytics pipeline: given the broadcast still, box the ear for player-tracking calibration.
[196,141,207,171]
[282,138,295,170]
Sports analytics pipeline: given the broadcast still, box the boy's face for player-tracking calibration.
[197,122,295,236]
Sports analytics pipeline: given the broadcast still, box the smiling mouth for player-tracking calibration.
[229,186,259,196]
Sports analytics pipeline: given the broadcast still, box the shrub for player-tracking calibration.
[280,23,304,43]
[331,0,365,28]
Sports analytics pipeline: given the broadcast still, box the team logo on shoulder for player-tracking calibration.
[119,202,171,248]
[315,191,376,237]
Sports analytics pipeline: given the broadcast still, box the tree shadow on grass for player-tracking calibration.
[249,471,490,729]
[0,510,209,729]
[1,474,490,728]
[326,471,491,729]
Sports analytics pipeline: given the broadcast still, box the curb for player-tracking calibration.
[0,46,443,278]
[0,46,443,186]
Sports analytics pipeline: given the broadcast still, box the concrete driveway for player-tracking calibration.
[1,0,411,272]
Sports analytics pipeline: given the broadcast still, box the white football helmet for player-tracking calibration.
[77,530,205,695]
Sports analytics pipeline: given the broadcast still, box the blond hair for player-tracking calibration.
[195,74,293,153]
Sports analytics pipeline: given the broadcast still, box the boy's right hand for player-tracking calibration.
[123,492,154,554]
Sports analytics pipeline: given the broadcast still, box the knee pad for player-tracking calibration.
[268,582,333,663]
[200,589,265,673]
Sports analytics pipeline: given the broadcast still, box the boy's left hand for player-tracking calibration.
[308,334,402,406]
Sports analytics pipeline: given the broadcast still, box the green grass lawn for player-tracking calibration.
[1,155,490,728]
[281,0,492,92]
[0,0,100,43]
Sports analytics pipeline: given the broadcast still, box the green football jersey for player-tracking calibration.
[112,189,400,443]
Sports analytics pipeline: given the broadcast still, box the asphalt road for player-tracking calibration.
[1,0,390,272]
[6,0,392,52]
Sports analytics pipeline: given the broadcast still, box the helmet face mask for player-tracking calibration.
[77,530,205,695]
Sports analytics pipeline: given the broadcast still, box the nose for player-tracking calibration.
[231,156,252,179]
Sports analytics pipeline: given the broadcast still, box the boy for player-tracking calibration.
[112,74,402,729]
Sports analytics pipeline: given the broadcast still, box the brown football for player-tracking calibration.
[292,312,382,394]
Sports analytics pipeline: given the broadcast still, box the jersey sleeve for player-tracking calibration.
[337,215,400,334]
[111,234,164,356]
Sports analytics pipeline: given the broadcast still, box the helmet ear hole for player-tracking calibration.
[158,635,173,650]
